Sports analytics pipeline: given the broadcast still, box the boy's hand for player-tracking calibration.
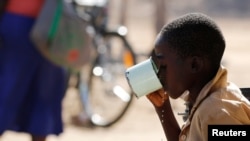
[146,88,169,107]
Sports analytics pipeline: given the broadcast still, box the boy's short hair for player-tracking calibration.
[158,13,225,68]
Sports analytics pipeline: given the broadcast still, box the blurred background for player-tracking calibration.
[2,0,250,141]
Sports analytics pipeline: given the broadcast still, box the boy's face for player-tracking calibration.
[152,38,192,99]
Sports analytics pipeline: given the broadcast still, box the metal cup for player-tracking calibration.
[125,57,162,98]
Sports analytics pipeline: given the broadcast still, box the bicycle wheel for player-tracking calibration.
[81,32,137,127]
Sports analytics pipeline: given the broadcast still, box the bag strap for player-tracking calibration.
[48,0,63,45]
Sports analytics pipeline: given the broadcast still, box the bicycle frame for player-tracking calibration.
[66,0,137,127]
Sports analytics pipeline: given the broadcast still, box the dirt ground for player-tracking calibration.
[2,1,250,141]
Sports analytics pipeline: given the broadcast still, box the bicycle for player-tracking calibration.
[67,0,137,127]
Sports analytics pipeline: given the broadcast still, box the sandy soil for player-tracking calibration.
[1,1,250,141]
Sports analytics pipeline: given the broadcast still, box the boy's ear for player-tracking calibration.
[188,56,204,73]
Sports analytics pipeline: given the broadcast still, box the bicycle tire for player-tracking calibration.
[80,31,137,127]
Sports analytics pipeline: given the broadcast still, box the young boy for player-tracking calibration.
[147,13,250,141]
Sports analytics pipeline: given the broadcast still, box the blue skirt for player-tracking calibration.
[0,12,67,136]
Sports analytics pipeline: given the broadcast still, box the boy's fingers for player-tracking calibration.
[146,89,169,107]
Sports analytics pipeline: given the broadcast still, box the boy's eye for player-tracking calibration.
[156,54,164,59]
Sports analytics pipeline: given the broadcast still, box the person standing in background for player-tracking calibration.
[0,0,67,141]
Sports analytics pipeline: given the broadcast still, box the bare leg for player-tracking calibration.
[154,0,168,33]
[31,135,46,141]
